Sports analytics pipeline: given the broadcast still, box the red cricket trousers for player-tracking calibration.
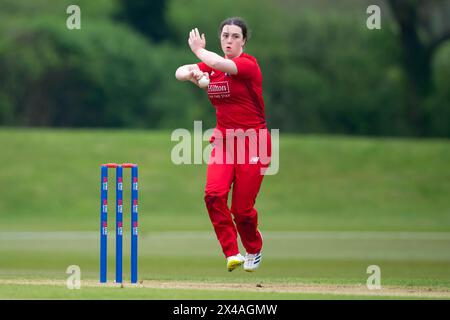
[204,129,271,258]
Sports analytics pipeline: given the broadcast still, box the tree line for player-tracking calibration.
[0,0,449,137]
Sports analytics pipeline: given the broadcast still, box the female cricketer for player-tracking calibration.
[175,17,271,272]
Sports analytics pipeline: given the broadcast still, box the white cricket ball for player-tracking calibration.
[198,76,210,88]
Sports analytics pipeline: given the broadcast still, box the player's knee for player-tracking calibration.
[204,192,227,210]
[231,206,255,219]
[233,212,256,228]
[204,194,216,210]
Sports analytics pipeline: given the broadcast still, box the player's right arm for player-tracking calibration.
[175,64,206,86]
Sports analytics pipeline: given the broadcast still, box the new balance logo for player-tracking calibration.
[250,156,259,164]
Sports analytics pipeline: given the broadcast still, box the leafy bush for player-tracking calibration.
[0,16,201,128]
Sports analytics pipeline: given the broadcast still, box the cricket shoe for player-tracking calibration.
[226,254,245,272]
[244,252,262,272]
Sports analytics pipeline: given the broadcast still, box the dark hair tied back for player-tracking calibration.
[218,17,250,42]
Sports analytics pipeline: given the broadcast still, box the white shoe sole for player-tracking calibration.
[244,267,257,272]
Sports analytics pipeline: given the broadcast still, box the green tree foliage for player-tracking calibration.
[425,42,450,136]
[0,0,449,136]
[0,15,200,128]
[1,19,152,126]
[266,12,406,135]
[115,0,172,43]
[388,0,450,136]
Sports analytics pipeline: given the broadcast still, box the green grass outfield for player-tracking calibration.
[0,128,449,299]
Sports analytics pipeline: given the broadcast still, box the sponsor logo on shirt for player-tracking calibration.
[208,81,230,98]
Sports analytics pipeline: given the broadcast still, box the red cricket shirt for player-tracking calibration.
[197,53,267,134]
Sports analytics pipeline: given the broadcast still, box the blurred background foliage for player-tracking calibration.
[0,0,449,136]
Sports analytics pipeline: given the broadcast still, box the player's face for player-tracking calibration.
[220,25,245,59]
